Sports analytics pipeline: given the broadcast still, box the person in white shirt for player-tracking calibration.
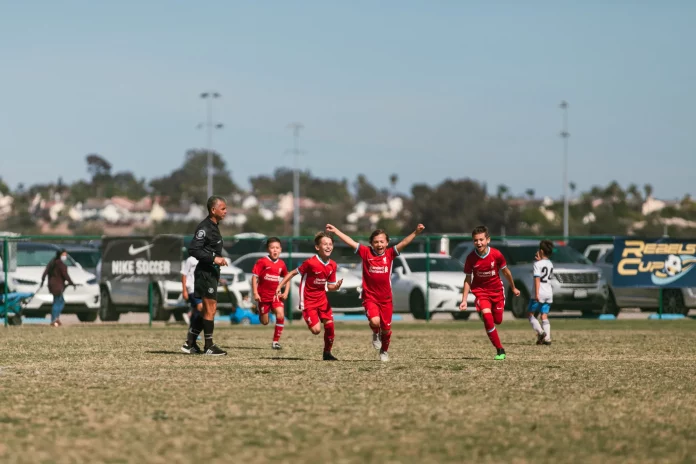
[181,255,203,353]
[527,240,554,345]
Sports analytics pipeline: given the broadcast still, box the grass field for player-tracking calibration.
[2,319,696,464]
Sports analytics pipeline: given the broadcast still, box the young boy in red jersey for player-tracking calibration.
[459,225,521,360]
[276,232,344,361]
[251,237,288,350]
[325,223,425,362]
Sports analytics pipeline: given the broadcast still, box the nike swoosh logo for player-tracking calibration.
[128,244,155,256]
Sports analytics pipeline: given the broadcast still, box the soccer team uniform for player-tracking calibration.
[251,256,288,314]
[529,258,554,314]
[464,247,507,312]
[297,255,338,327]
[355,244,399,329]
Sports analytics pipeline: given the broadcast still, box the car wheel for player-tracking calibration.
[77,312,98,323]
[409,290,427,320]
[99,287,120,322]
[510,286,529,319]
[451,312,471,321]
[240,317,251,325]
[601,289,620,316]
[152,290,170,321]
[663,289,688,315]
[7,314,22,326]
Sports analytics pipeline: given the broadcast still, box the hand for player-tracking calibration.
[214,256,227,266]
[253,292,261,302]
[459,301,468,311]
[325,224,338,233]
[415,224,425,235]
[279,291,289,302]
[334,279,343,290]
[182,291,189,301]
[512,288,521,297]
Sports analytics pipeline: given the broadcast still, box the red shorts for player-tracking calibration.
[363,300,393,330]
[257,298,284,315]
[303,303,333,328]
[474,293,505,312]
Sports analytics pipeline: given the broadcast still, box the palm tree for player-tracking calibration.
[497,184,509,198]
[525,188,535,200]
[643,183,654,200]
[389,173,398,197]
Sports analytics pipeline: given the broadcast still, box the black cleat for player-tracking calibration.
[542,340,552,346]
[322,351,338,361]
[181,341,201,354]
[203,344,227,356]
[536,331,547,345]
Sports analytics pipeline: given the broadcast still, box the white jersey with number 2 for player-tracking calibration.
[533,258,554,303]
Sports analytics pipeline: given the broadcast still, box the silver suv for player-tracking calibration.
[451,239,611,318]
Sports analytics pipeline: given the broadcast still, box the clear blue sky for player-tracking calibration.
[1,1,694,200]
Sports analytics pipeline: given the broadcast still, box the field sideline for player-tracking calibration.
[1,320,696,463]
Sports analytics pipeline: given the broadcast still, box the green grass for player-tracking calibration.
[1,319,696,463]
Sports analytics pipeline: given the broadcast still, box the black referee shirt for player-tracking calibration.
[188,217,224,273]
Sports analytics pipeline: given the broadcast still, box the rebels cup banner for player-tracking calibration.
[612,238,696,288]
[101,235,183,280]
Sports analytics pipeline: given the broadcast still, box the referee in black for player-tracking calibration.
[181,195,229,356]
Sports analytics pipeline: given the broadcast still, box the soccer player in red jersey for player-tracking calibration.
[326,223,425,362]
[251,237,288,350]
[459,225,521,360]
[276,232,344,361]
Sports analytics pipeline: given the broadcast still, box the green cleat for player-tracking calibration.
[494,348,506,360]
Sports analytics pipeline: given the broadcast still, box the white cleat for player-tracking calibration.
[372,332,382,350]
[379,350,390,362]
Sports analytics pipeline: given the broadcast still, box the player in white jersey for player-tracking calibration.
[527,240,554,345]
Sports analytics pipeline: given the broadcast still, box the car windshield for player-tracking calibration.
[17,248,77,267]
[497,245,591,265]
[69,251,101,269]
[405,257,463,273]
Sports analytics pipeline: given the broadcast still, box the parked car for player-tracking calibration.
[231,252,364,318]
[98,241,250,322]
[595,246,696,315]
[0,242,100,322]
[388,253,476,320]
[583,243,615,263]
[451,239,610,318]
[63,244,101,275]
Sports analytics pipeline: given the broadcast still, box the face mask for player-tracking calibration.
[60,255,67,261]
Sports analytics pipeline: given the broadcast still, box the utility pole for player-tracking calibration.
[286,123,305,237]
[560,100,570,242]
[199,92,223,199]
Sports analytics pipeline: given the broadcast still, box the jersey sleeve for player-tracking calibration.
[463,253,474,275]
[188,227,214,265]
[356,244,369,260]
[251,259,262,277]
[496,250,508,270]
[280,261,288,277]
[297,259,310,276]
[327,263,338,284]
[532,261,542,277]
[180,258,189,276]
[387,247,399,261]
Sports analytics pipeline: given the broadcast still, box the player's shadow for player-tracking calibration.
[224,346,263,350]
[261,357,307,361]
[146,350,190,355]
[416,356,483,361]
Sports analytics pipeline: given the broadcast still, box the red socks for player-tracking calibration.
[273,317,284,342]
[482,312,503,349]
[380,330,392,352]
[323,321,335,353]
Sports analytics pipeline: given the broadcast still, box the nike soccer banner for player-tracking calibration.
[100,235,183,279]
[612,238,696,288]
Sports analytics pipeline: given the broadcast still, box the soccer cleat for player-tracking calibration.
[543,340,552,346]
[203,344,227,356]
[181,341,201,354]
[536,331,547,345]
[272,341,282,350]
[322,351,338,361]
[494,348,506,361]
[379,350,390,362]
[372,332,382,350]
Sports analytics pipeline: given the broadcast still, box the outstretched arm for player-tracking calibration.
[395,224,426,253]
[325,224,359,250]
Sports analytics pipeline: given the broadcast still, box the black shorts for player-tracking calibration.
[194,269,219,300]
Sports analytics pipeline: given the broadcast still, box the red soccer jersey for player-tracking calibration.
[464,247,507,296]
[297,255,338,310]
[251,256,288,302]
[356,244,398,303]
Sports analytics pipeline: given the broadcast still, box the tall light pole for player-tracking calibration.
[286,122,304,237]
[199,92,223,199]
[560,100,570,242]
